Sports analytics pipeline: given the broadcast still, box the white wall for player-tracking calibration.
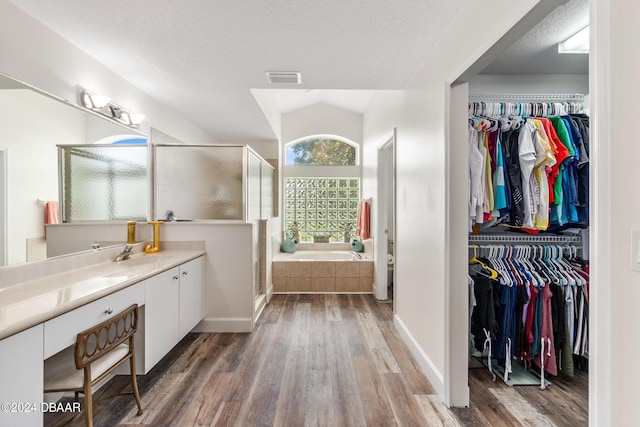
[282,102,363,146]
[362,91,403,216]
[161,223,255,332]
[217,139,279,160]
[0,1,212,146]
[591,0,640,424]
[250,89,283,141]
[0,90,85,264]
[469,73,589,94]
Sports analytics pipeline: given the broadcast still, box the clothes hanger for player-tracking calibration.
[526,246,544,282]
[469,245,499,279]
[539,245,561,285]
[517,245,537,286]
[494,245,513,285]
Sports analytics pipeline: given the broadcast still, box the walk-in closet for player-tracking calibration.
[464,0,590,424]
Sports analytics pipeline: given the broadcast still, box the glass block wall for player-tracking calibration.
[284,178,360,242]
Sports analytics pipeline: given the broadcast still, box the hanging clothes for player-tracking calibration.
[468,243,589,383]
[467,102,589,232]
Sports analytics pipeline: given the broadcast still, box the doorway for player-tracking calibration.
[445,0,591,416]
[376,130,396,304]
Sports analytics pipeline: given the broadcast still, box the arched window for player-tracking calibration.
[283,135,361,243]
[285,136,358,166]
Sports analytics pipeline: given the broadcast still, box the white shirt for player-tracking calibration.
[518,120,537,228]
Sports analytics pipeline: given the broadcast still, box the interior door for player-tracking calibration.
[376,130,396,301]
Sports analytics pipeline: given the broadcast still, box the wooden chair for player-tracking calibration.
[44,304,144,427]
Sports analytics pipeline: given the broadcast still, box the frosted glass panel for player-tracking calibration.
[154,145,244,220]
[60,145,147,221]
[261,165,274,219]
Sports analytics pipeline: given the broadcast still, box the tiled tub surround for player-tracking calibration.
[272,251,374,293]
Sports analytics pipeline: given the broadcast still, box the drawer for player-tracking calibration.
[43,283,145,359]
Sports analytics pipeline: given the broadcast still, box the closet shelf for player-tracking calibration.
[468,93,585,102]
[468,234,582,244]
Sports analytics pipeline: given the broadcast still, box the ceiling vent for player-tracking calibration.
[266,71,302,85]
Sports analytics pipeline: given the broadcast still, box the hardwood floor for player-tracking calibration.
[45,294,588,426]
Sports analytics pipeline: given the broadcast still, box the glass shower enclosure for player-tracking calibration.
[58,144,148,222]
[152,144,275,297]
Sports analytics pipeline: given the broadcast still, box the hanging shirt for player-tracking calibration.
[469,127,484,230]
[483,131,495,222]
[561,117,580,224]
[502,128,525,227]
[492,133,508,217]
[534,283,558,376]
[550,117,575,226]
[518,120,538,228]
[531,119,557,230]
[571,114,590,224]
[475,130,488,225]
[540,118,569,205]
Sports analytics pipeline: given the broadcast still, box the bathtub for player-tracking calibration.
[272,251,374,293]
[273,250,369,261]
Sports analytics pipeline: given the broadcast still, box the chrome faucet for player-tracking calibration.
[114,245,134,262]
[164,210,175,221]
[351,251,363,260]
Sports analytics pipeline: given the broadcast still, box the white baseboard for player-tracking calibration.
[394,314,445,398]
[193,317,253,333]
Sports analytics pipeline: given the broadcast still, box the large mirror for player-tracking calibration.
[0,72,146,267]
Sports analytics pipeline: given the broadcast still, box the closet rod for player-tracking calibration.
[468,93,585,102]
[468,234,582,244]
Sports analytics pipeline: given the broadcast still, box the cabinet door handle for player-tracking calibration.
[182,271,189,276]
[173,275,179,280]
[105,308,113,315]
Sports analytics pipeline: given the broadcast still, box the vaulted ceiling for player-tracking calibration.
[9,0,588,140]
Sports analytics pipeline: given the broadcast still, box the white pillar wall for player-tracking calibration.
[590,0,640,424]
[364,0,543,406]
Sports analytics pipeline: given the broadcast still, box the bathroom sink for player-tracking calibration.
[116,255,170,267]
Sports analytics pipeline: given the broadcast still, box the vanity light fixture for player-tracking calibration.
[81,90,111,110]
[127,112,146,126]
[79,88,145,128]
[558,25,589,54]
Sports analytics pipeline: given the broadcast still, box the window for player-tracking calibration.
[284,177,359,242]
[286,137,357,166]
[283,136,360,242]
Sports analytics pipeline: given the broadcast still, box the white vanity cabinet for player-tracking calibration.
[0,250,204,425]
[43,283,145,358]
[144,266,181,370]
[144,256,204,371]
[0,325,44,427]
[179,257,203,338]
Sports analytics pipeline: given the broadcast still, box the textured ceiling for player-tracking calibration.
[9,0,467,140]
[8,0,589,140]
[481,0,589,75]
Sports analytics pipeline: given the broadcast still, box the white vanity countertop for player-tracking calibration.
[0,249,205,340]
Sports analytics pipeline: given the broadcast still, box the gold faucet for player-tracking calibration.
[145,221,164,253]
[127,221,137,244]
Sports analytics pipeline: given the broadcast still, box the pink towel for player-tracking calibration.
[45,201,60,225]
[356,199,370,240]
